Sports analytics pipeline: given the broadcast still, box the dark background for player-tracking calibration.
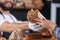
[57,8,60,25]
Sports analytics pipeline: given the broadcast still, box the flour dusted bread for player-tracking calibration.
[27,9,46,22]
[8,29,23,40]
[27,9,38,22]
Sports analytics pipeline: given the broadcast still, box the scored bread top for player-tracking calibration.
[27,9,46,23]
[27,9,38,22]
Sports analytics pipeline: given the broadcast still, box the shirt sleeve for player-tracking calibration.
[54,26,60,39]
[29,22,43,31]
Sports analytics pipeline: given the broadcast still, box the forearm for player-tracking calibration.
[0,22,29,32]
[9,22,30,30]
[0,22,16,32]
[16,23,30,30]
[0,26,16,33]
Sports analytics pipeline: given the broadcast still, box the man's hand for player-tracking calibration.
[9,22,29,30]
[0,21,17,32]
[34,19,56,30]
[0,21,29,32]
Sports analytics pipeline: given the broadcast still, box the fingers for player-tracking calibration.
[34,18,42,22]
[36,22,43,26]
[42,17,47,20]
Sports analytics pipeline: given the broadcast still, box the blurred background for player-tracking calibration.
[2,0,60,25]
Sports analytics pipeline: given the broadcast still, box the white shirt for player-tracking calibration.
[29,22,43,31]
[0,13,19,35]
[0,13,18,25]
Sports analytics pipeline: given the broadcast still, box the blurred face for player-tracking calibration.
[0,0,13,11]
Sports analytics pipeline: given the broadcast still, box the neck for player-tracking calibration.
[0,8,10,14]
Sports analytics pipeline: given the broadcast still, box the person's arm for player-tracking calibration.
[7,21,29,29]
[34,19,56,30]
[0,21,17,32]
[34,19,60,38]
[0,21,29,33]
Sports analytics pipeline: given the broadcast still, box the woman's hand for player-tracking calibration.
[34,19,56,30]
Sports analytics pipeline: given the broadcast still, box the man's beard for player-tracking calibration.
[0,1,13,11]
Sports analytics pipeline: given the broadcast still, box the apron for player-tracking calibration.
[0,12,15,39]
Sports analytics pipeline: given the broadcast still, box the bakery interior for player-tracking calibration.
[0,0,60,40]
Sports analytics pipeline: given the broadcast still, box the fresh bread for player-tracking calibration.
[27,9,46,23]
[27,9,37,22]
[8,29,23,40]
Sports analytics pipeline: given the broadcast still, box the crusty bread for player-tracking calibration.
[27,9,38,22]
[27,9,46,23]
[8,29,23,40]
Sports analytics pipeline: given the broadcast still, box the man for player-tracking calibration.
[34,18,60,40]
[0,0,29,39]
